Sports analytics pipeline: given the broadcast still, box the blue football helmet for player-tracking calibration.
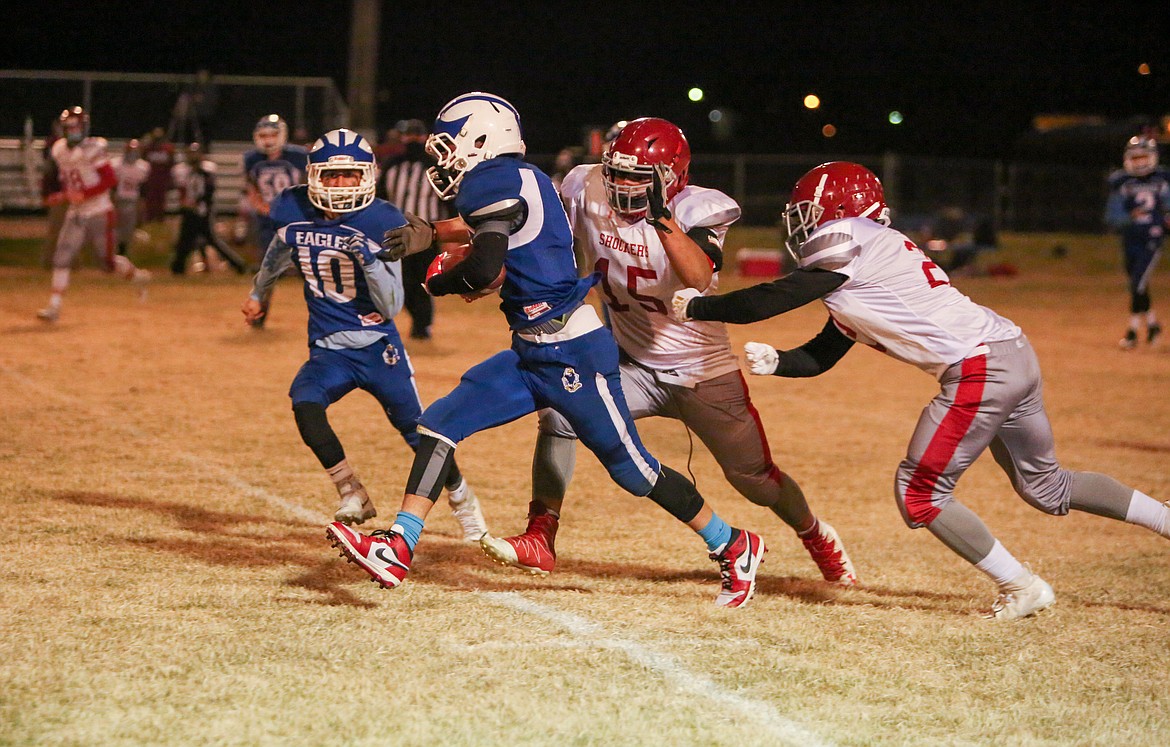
[253,114,288,156]
[306,129,377,213]
[1123,135,1159,177]
[425,92,526,200]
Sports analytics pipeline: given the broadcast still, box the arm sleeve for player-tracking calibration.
[426,218,510,296]
[772,317,855,378]
[249,235,293,303]
[685,226,723,272]
[688,268,847,324]
[362,258,405,319]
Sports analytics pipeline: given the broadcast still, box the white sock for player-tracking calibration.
[1145,311,1158,327]
[113,254,135,278]
[974,540,1027,588]
[1124,490,1169,538]
[1129,314,1142,331]
[448,477,470,504]
[50,268,71,302]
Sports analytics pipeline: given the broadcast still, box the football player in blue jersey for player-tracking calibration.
[327,94,768,607]
[1105,135,1169,349]
[241,128,487,539]
[242,115,310,329]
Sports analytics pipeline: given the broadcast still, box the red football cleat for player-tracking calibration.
[479,501,558,576]
[801,519,858,586]
[711,528,767,608]
[326,522,413,588]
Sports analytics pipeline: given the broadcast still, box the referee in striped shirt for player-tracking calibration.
[379,118,452,340]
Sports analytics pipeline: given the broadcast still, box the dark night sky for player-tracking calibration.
[5,2,1167,158]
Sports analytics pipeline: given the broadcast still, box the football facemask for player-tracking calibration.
[254,114,288,156]
[601,117,690,219]
[60,106,89,147]
[783,161,890,256]
[424,92,526,200]
[307,129,377,213]
[1123,136,1159,177]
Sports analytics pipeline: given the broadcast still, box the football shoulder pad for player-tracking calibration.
[671,185,740,232]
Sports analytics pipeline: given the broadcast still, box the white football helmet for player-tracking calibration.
[253,114,288,156]
[425,92,526,200]
[1123,135,1159,177]
[306,129,377,213]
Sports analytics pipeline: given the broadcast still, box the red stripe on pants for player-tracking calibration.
[101,209,117,272]
[737,371,783,483]
[903,355,987,525]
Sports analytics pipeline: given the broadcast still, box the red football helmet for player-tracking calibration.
[783,161,890,254]
[59,106,89,147]
[601,117,690,218]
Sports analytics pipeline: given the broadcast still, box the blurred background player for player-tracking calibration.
[140,127,174,226]
[481,118,856,585]
[37,106,151,323]
[110,138,150,257]
[170,142,249,275]
[328,93,768,608]
[242,114,309,328]
[378,118,452,340]
[675,161,1170,620]
[1104,135,1168,349]
[241,128,485,535]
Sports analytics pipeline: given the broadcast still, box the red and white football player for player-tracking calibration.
[480,118,858,587]
[674,161,1170,620]
[38,107,150,323]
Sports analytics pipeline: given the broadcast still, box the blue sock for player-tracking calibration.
[392,511,425,551]
[697,514,733,553]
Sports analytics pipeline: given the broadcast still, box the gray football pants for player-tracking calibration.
[537,361,812,526]
[894,335,1073,528]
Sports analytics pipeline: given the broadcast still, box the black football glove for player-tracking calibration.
[379,212,436,261]
[646,163,674,233]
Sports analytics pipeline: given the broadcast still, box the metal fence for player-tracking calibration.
[0,70,1113,231]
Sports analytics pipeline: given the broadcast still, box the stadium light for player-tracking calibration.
[1138,63,1151,75]
[688,87,704,102]
[821,124,837,138]
[888,111,904,125]
[803,94,820,110]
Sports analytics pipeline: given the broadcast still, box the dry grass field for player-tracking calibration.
[1,226,1167,746]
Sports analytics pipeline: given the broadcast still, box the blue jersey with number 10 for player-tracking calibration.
[270,186,406,346]
[455,157,595,330]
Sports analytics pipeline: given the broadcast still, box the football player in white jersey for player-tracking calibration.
[673,161,1170,620]
[37,107,151,323]
[479,118,857,586]
[110,138,150,258]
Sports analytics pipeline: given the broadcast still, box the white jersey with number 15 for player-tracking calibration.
[560,163,741,386]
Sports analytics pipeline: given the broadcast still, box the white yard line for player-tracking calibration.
[484,591,834,747]
[2,360,833,747]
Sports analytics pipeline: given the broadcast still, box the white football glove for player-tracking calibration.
[744,341,780,375]
[671,288,702,323]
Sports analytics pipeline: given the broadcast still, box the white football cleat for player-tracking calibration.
[36,307,60,323]
[334,477,376,525]
[990,573,1055,621]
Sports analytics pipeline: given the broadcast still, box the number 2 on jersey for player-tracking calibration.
[905,240,950,289]
[594,258,669,314]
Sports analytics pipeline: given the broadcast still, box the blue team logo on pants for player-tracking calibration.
[383,344,400,366]
[561,367,582,393]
